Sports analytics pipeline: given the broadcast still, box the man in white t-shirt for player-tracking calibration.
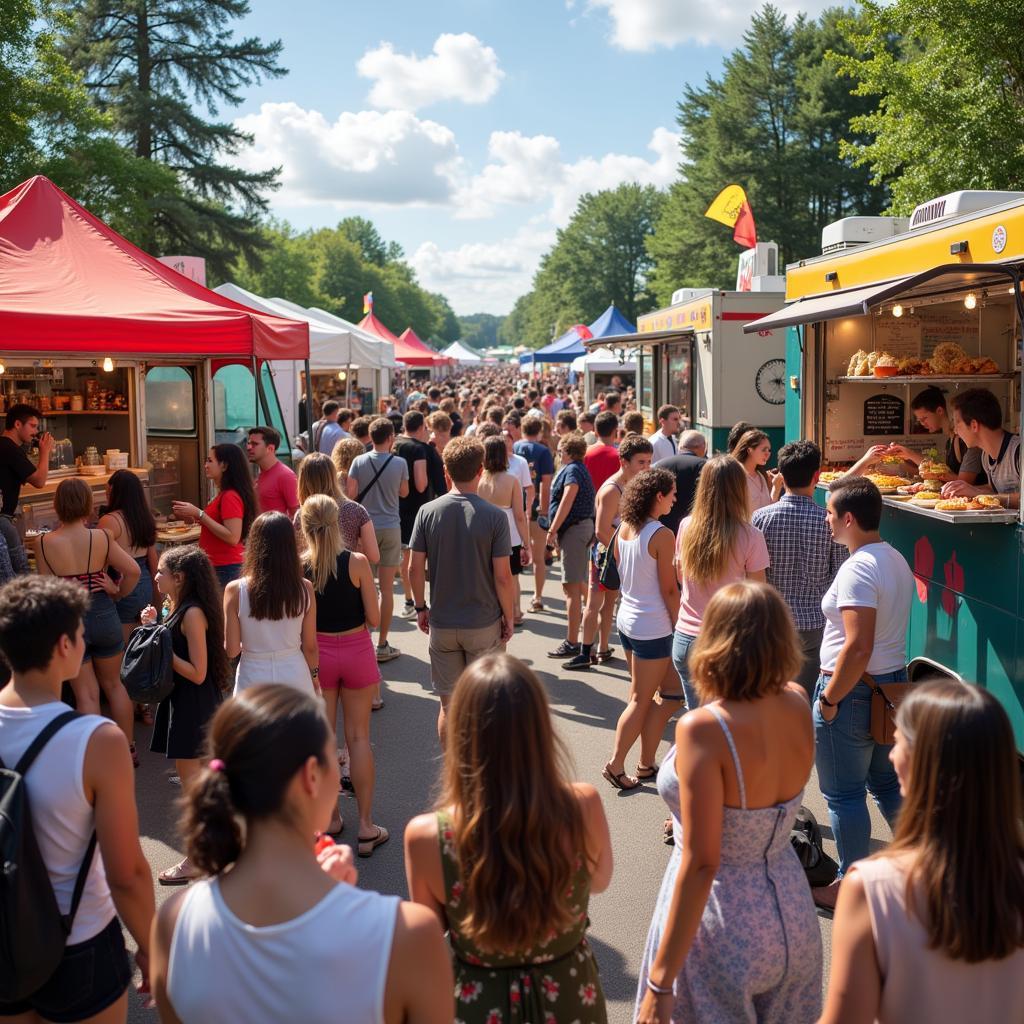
[648,404,682,463]
[812,475,913,910]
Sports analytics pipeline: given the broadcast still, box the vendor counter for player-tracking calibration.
[20,467,150,533]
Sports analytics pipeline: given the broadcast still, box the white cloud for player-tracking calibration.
[409,223,556,315]
[234,102,462,207]
[588,0,833,50]
[357,33,504,111]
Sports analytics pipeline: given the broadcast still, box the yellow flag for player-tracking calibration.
[704,185,749,227]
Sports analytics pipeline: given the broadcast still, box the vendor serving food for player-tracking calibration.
[939,388,1020,509]
[845,386,985,485]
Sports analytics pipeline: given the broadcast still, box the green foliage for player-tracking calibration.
[458,314,505,349]
[58,0,286,274]
[647,4,889,302]
[831,0,1024,214]
[504,183,665,348]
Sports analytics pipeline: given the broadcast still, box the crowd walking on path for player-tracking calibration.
[0,368,1021,1024]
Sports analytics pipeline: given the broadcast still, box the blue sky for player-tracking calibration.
[230,0,828,315]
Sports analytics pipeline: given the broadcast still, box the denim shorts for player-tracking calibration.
[0,916,131,1022]
[83,593,125,662]
[620,631,674,660]
[671,630,700,711]
[115,557,152,624]
[214,562,242,590]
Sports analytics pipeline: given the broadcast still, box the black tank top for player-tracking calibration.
[306,551,365,632]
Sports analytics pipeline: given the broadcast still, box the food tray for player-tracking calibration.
[882,496,1017,525]
[835,373,1014,384]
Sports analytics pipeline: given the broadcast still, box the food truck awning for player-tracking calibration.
[744,263,1024,334]
[587,328,695,349]
[0,175,309,360]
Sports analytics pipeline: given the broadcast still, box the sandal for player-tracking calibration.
[663,818,675,846]
[371,699,384,711]
[635,762,659,779]
[358,825,390,858]
[595,648,615,663]
[529,599,544,612]
[158,859,199,886]
[602,763,641,791]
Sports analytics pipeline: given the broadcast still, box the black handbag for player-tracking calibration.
[120,620,175,703]
[790,805,838,888]
[598,527,621,591]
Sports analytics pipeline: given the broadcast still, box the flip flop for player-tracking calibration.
[635,762,659,779]
[358,825,390,857]
[602,763,641,791]
[158,860,199,886]
[529,599,544,612]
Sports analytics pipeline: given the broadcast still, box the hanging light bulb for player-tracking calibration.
[0,362,6,376]
[964,292,977,310]
[892,304,904,318]
[102,357,114,372]
[337,370,347,381]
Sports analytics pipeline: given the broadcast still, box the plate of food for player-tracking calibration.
[887,494,914,502]
[897,482,932,495]
[910,492,942,507]
[918,459,955,483]
[934,496,1004,512]
[818,470,847,483]
[865,474,908,493]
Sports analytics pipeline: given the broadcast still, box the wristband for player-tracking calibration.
[197,509,204,521]
[819,692,836,708]
[415,605,428,613]
[646,977,673,996]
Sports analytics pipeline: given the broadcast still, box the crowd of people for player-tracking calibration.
[0,372,1021,1024]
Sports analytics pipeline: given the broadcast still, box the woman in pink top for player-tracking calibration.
[672,456,769,710]
[821,678,1024,1023]
[732,429,782,513]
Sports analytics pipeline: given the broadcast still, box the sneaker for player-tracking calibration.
[376,642,401,663]
[562,652,592,671]
[548,640,580,659]
[400,601,417,619]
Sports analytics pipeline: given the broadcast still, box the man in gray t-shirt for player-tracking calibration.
[410,436,514,739]
[346,418,410,665]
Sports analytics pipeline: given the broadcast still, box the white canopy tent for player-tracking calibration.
[570,346,636,374]
[270,298,399,370]
[442,340,483,364]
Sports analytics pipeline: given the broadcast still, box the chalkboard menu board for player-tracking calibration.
[863,393,905,435]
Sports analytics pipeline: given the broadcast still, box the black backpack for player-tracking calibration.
[120,619,175,703]
[0,711,97,1001]
[790,804,839,889]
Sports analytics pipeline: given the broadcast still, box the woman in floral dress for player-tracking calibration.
[404,653,612,1023]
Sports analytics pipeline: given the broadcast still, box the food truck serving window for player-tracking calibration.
[664,341,692,425]
[145,366,196,434]
[638,350,654,419]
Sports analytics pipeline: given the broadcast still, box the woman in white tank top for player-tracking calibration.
[150,685,452,1024]
[603,469,686,792]
[223,512,319,696]
[820,679,1024,1024]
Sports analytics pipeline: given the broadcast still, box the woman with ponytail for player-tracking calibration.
[404,653,613,1024]
[143,544,228,885]
[300,494,384,849]
[149,684,453,1024]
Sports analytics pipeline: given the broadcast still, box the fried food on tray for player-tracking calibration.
[930,342,969,374]
[818,470,847,483]
[918,459,955,482]
[865,474,909,488]
[848,350,868,377]
[972,357,1000,374]
[897,482,933,495]
[934,497,971,511]
[910,492,941,506]
[974,494,1002,508]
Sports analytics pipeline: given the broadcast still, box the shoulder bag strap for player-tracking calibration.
[356,454,395,505]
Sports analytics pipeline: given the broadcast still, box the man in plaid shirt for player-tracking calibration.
[752,440,847,697]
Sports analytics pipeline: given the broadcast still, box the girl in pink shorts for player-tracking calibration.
[300,495,390,857]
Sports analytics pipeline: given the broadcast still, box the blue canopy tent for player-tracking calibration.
[587,304,636,339]
[518,323,592,368]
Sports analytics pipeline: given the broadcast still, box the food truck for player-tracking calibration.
[743,191,1024,749]
[595,283,788,452]
[0,176,308,529]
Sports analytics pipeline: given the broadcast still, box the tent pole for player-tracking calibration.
[345,361,352,410]
[252,355,259,425]
[304,358,311,435]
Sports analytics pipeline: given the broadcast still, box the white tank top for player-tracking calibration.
[234,578,312,695]
[0,702,114,943]
[168,877,401,1024]
[616,519,672,640]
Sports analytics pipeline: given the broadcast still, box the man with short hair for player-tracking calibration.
[514,416,555,611]
[649,404,682,462]
[584,411,620,490]
[350,415,373,450]
[246,426,298,517]
[563,435,654,670]
[0,404,53,574]
[555,409,577,436]
[621,411,645,438]
[410,437,514,740]
[314,400,346,455]
[657,429,708,535]
[579,411,598,446]
[603,391,622,416]
[752,440,847,697]
[347,418,410,663]
[942,387,1020,507]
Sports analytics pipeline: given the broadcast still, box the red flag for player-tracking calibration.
[733,201,757,249]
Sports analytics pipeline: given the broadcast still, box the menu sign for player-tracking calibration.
[864,393,905,435]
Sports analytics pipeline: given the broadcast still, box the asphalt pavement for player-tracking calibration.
[126,576,891,1023]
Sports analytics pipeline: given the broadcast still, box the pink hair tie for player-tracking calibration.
[209,758,226,773]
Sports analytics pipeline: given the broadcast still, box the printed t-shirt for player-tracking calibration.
[0,436,36,516]
[255,460,298,516]
[200,489,246,566]
[409,493,510,630]
[675,518,770,636]
[819,541,913,675]
[584,443,619,491]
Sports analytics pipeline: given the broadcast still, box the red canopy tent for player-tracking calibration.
[0,176,308,359]
[358,312,448,367]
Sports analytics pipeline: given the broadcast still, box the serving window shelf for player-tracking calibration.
[881,496,1017,525]
[833,373,1016,384]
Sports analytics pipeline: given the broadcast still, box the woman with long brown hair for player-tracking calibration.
[404,653,613,1023]
[820,679,1024,1023]
[673,456,769,710]
[303,450,379,563]
[224,512,318,696]
[731,428,782,513]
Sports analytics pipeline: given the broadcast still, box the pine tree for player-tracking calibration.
[60,0,286,273]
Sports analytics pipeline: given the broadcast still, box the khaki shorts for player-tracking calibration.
[375,526,402,568]
[429,619,503,696]
[559,518,594,585]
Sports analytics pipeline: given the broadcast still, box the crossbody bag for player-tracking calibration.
[356,454,396,505]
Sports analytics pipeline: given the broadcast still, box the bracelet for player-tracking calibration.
[197,509,204,521]
[819,692,836,708]
[311,667,320,678]
[646,977,673,996]
[415,605,428,613]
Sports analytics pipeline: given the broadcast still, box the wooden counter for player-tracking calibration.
[22,466,149,500]
[19,467,151,533]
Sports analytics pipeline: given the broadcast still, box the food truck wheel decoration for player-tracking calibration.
[755,358,787,405]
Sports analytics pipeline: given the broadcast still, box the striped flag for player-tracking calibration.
[362,291,374,314]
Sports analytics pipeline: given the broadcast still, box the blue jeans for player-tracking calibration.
[671,631,699,711]
[813,670,906,876]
